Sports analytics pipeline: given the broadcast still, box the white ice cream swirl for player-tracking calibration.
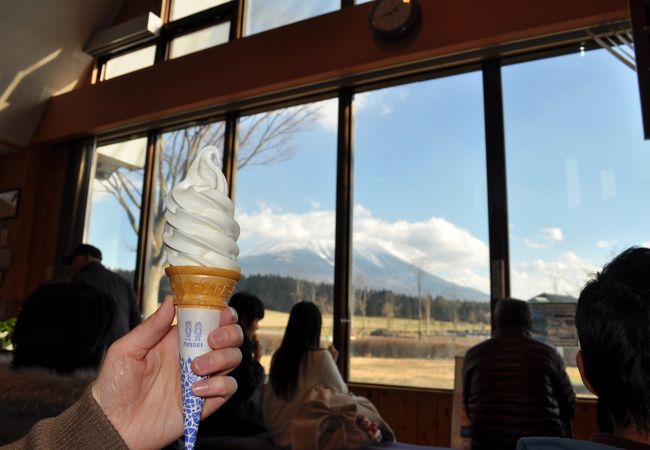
[163,146,240,271]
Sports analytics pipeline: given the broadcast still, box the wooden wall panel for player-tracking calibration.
[34,0,628,144]
[0,144,71,317]
[416,392,438,445]
[349,384,598,447]
[574,399,598,440]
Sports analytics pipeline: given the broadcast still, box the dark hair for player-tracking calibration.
[269,301,322,401]
[229,292,265,331]
[575,246,650,433]
[12,281,117,374]
[495,298,532,331]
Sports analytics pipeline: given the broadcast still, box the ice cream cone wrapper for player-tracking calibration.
[166,266,240,450]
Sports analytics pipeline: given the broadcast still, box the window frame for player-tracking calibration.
[85,28,632,391]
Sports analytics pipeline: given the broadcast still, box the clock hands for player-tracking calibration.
[382,4,401,18]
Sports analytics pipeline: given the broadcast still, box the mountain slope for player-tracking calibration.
[239,241,489,302]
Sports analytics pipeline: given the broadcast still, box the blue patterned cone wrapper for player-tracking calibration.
[177,307,221,450]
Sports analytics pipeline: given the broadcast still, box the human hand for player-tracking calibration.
[327,344,338,362]
[356,415,382,443]
[92,296,243,450]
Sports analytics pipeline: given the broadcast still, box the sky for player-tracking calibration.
[86,4,650,302]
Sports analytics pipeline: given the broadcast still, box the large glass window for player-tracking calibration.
[142,121,226,317]
[169,0,230,21]
[234,99,338,373]
[85,137,147,285]
[243,0,339,36]
[169,23,230,59]
[503,48,650,396]
[350,73,490,389]
[102,46,156,80]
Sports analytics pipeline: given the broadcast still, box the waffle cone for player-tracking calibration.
[165,266,241,309]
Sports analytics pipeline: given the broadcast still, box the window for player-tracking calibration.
[350,73,490,389]
[141,121,226,317]
[168,23,230,59]
[169,0,231,21]
[85,137,147,285]
[503,48,650,396]
[234,99,338,373]
[102,46,156,80]
[243,0,339,36]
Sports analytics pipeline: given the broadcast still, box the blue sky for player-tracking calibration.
[86,6,650,300]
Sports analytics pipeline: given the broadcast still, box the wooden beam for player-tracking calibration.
[34,0,628,144]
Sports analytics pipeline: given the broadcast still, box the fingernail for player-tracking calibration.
[192,379,209,396]
[193,357,208,373]
[212,329,227,346]
[229,307,238,323]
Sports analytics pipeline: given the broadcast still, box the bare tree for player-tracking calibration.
[316,294,331,316]
[352,272,369,335]
[424,292,432,335]
[383,292,396,331]
[101,104,320,316]
[416,266,423,339]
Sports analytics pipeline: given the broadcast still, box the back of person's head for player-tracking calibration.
[494,298,532,331]
[229,292,265,330]
[575,246,650,434]
[12,281,117,374]
[270,301,322,400]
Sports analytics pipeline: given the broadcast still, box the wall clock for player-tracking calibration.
[369,0,421,40]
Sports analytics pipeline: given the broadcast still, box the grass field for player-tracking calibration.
[261,309,490,338]
[258,309,591,396]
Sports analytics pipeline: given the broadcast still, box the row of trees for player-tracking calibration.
[237,273,490,326]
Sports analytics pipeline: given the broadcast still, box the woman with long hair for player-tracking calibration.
[263,301,346,447]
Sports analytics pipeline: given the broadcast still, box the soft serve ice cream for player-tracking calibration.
[164,146,240,270]
[163,146,241,450]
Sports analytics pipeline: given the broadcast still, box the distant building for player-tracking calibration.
[528,293,577,304]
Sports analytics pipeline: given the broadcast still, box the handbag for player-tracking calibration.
[291,385,394,450]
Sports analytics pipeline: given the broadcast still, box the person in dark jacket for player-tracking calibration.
[199,291,267,437]
[63,243,141,340]
[463,298,576,450]
[519,246,650,450]
[1,281,117,444]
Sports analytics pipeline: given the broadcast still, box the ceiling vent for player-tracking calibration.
[85,12,162,57]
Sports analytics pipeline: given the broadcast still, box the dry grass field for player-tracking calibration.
[257,309,590,396]
[261,309,490,338]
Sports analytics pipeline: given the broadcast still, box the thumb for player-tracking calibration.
[120,295,175,359]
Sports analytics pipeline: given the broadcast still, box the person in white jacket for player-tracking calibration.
[263,301,346,448]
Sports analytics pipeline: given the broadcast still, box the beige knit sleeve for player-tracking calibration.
[1,386,128,450]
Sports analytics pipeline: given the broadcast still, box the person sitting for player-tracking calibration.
[199,291,267,437]
[463,298,576,450]
[1,295,243,450]
[0,281,117,444]
[64,243,141,340]
[263,301,392,449]
[518,246,650,450]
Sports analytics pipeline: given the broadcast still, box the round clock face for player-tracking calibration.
[369,0,420,39]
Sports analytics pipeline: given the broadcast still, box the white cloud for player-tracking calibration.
[236,205,610,301]
[307,198,321,209]
[596,239,617,249]
[643,241,650,248]
[524,227,564,249]
[311,86,412,133]
[312,99,338,133]
[511,251,598,300]
[237,203,490,292]
[237,203,335,249]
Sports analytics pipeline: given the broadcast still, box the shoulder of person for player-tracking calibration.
[310,348,335,365]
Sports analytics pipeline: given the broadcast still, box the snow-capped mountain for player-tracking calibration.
[239,240,489,302]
